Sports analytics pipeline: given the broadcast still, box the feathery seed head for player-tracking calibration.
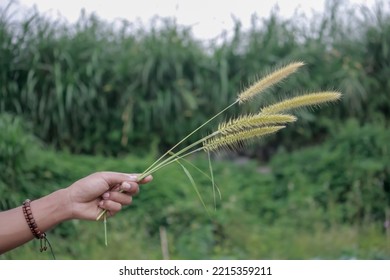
[203,126,285,152]
[218,113,297,135]
[261,91,342,114]
[237,62,305,104]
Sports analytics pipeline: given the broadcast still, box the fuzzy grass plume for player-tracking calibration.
[96,61,342,223]
[237,61,305,103]
[261,91,342,114]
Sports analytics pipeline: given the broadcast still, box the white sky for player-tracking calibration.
[4,0,381,41]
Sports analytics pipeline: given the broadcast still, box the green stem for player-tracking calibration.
[141,147,205,179]
[104,213,108,246]
[98,101,238,221]
[140,101,238,178]
[138,131,219,181]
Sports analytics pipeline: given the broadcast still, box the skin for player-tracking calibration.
[0,171,152,254]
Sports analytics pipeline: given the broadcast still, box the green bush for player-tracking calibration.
[1,1,389,156]
[270,120,390,225]
[0,114,38,209]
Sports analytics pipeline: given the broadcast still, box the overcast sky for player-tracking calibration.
[3,0,381,41]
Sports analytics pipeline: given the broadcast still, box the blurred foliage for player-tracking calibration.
[1,0,390,259]
[1,115,389,259]
[0,113,42,209]
[270,119,390,226]
[0,0,389,156]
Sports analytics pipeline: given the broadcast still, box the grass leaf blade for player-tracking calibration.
[177,160,211,217]
[208,151,218,211]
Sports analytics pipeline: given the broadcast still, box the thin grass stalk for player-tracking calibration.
[140,62,304,179]
[139,147,206,179]
[139,101,238,179]
[138,132,218,180]
[104,213,108,246]
[140,114,296,180]
[141,114,297,179]
[176,160,211,217]
[97,63,341,222]
[208,151,217,211]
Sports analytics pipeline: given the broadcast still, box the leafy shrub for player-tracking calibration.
[0,114,38,209]
[270,120,390,225]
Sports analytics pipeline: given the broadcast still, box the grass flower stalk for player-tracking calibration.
[96,62,341,222]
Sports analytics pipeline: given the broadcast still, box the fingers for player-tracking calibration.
[120,181,139,195]
[98,193,132,217]
[98,200,124,215]
[102,191,133,205]
[99,171,139,186]
[109,181,139,194]
[96,172,152,217]
[99,181,139,216]
[138,175,153,184]
[99,171,153,186]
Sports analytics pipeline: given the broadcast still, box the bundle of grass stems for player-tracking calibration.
[96,61,341,228]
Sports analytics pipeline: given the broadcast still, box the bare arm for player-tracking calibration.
[0,172,152,254]
[0,189,70,253]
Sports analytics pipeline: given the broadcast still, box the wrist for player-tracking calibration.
[55,188,74,221]
[39,188,73,224]
[26,188,73,235]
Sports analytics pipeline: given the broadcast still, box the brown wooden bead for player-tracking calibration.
[22,199,45,240]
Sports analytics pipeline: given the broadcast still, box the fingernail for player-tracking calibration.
[128,175,138,181]
[122,182,133,191]
[103,192,110,199]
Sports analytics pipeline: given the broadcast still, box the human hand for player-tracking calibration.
[64,172,152,220]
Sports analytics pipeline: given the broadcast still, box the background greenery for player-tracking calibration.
[1,0,389,259]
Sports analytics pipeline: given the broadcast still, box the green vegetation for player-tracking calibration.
[1,0,390,259]
[1,115,389,260]
[1,0,389,156]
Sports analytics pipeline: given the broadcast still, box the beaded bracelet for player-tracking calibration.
[22,199,47,252]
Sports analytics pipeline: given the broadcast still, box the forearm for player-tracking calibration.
[0,172,149,255]
[0,188,71,254]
